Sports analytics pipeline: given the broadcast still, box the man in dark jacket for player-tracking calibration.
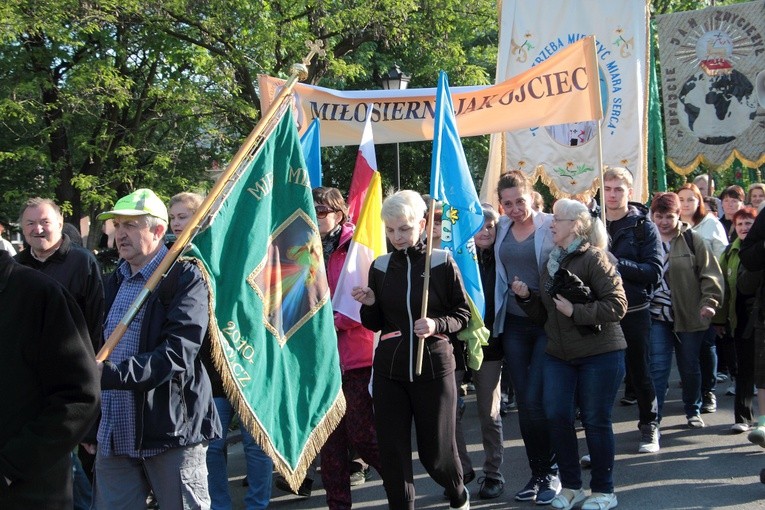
[16,198,104,351]
[93,189,220,510]
[0,251,100,510]
[15,198,105,499]
[603,167,663,453]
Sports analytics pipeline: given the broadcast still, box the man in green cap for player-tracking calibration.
[92,188,221,510]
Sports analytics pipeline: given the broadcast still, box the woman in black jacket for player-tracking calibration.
[352,190,471,510]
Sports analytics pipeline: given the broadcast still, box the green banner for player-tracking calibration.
[648,20,667,195]
[190,111,344,489]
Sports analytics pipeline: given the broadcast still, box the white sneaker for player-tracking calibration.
[638,422,660,453]
[450,487,469,510]
[726,383,736,396]
[579,454,591,468]
[731,423,750,433]
[582,492,618,510]
[551,488,586,510]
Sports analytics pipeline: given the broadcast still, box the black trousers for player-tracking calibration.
[622,308,658,425]
[373,372,464,510]
[734,328,755,423]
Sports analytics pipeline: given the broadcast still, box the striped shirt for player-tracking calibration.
[97,245,168,458]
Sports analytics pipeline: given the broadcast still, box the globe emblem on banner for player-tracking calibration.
[677,71,757,145]
[675,29,758,145]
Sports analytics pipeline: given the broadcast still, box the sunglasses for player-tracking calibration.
[315,207,336,219]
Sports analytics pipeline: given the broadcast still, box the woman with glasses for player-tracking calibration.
[313,187,381,510]
[493,171,559,504]
[511,199,627,510]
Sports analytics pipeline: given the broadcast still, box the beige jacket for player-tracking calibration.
[665,224,723,332]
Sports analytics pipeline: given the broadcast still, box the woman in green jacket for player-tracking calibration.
[713,206,761,433]
[648,192,723,429]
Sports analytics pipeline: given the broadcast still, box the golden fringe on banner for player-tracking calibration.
[190,257,347,492]
[668,150,765,177]
[530,165,602,204]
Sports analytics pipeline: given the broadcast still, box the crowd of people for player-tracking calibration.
[1,170,765,510]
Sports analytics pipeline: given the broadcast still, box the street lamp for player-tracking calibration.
[380,64,411,190]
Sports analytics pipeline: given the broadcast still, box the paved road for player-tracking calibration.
[226,372,765,509]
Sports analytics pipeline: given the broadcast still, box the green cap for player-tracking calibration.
[97,188,168,223]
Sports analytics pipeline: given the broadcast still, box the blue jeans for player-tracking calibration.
[543,350,624,494]
[72,451,92,510]
[700,326,718,394]
[208,397,273,510]
[502,314,554,477]
[649,320,706,420]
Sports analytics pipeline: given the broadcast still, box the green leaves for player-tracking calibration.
[3,0,740,245]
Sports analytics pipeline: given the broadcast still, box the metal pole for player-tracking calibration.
[395,142,401,190]
[96,43,325,362]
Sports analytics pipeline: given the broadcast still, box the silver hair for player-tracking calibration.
[381,190,427,223]
[481,203,500,223]
[553,198,607,249]
[20,197,63,223]
[144,214,168,235]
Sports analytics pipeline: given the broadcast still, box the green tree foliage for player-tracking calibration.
[0,0,758,246]
[0,0,497,245]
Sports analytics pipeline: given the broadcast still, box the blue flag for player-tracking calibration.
[430,71,485,318]
[300,118,322,188]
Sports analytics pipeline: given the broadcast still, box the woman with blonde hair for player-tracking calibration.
[746,183,765,209]
[511,199,627,510]
[353,190,471,510]
[168,192,203,239]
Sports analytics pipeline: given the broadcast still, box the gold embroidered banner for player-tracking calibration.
[258,37,601,147]
[656,0,765,175]
[483,0,650,202]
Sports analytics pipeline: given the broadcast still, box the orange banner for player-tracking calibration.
[258,37,602,147]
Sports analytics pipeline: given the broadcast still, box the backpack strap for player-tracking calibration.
[373,253,392,273]
[373,250,448,275]
[634,217,647,245]
[430,249,448,268]
[682,229,696,256]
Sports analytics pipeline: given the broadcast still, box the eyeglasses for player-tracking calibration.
[552,217,576,223]
[315,207,336,219]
